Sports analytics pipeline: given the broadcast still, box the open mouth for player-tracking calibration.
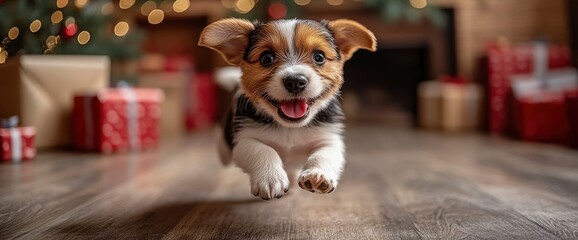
[266,97,315,122]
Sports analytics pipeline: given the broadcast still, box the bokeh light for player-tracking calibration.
[29,20,42,33]
[114,21,130,36]
[64,23,78,37]
[51,11,63,24]
[0,50,7,64]
[56,0,68,8]
[119,0,136,9]
[141,1,157,16]
[268,3,287,19]
[173,0,190,13]
[409,0,427,9]
[236,0,255,13]
[77,31,91,44]
[101,2,114,15]
[75,0,88,8]
[148,9,165,24]
[8,27,20,40]
[65,17,76,26]
[46,35,58,46]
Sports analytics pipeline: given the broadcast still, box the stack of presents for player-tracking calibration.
[419,40,578,148]
[0,55,216,163]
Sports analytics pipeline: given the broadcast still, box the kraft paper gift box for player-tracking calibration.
[138,72,186,137]
[0,55,110,149]
[73,88,163,153]
[418,76,483,132]
[1,117,36,163]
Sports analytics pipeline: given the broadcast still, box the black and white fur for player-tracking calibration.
[200,18,376,200]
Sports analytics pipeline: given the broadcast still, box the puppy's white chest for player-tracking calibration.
[238,126,337,164]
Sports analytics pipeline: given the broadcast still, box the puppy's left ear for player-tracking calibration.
[198,18,255,65]
[327,19,377,60]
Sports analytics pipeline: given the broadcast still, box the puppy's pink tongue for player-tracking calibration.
[280,99,308,119]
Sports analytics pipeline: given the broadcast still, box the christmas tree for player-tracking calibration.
[0,0,145,63]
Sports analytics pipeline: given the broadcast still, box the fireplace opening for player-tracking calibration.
[338,8,456,126]
[342,46,430,126]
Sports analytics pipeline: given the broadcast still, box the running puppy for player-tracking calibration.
[199,18,376,200]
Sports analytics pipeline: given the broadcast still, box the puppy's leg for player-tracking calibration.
[298,134,344,194]
[233,139,289,200]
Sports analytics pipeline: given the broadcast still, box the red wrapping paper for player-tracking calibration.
[566,90,578,148]
[485,44,571,134]
[511,92,569,144]
[1,127,36,162]
[186,72,216,130]
[73,88,163,153]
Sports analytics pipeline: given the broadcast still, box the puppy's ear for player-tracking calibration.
[198,18,255,65]
[327,19,377,60]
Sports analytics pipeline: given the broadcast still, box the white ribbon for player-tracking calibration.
[9,128,21,163]
[120,88,141,151]
[534,41,548,88]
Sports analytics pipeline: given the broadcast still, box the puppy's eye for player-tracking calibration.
[260,51,275,67]
[313,52,325,65]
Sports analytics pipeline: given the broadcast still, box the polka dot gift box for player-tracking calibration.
[73,88,164,153]
[0,116,36,163]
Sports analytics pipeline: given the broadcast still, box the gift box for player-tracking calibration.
[73,88,164,153]
[509,61,577,144]
[566,90,578,148]
[185,72,216,130]
[138,72,187,137]
[485,42,571,134]
[1,117,36,162]
[418,76,483,132]
[511,92,570,144]
[0,55,109,148]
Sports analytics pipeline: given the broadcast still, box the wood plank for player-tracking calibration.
[1,126,577,239]
[405,130,578,239]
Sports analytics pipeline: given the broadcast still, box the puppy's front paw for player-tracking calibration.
[250,170,290,200]
[298,169,337,194]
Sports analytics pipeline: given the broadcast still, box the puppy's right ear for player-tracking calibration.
[198,18,255,66]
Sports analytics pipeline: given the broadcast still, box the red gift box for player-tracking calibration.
[566,90,578,148]
[485,43,571,134]
[511,92,570,144]
[1,126,36,162]
[186,72,216,130]
[73,88,164,153]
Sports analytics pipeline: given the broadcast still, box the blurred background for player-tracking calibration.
[0,0,577,157]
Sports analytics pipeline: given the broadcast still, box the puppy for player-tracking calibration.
[199,18,376,200]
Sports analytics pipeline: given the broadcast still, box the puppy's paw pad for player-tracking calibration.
[298,169,337,194]
[250,172,290,200]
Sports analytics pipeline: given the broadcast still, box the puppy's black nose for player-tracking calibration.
[283,75,308,93]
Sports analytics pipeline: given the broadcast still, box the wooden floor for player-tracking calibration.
[1,126,578,239]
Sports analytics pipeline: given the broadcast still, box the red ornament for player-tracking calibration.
[64,23,78,38]
[268,3,287,19]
